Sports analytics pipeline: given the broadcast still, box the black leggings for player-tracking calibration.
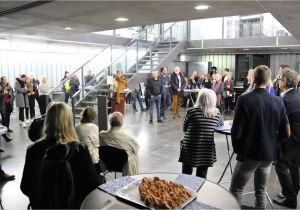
[182,164,209,179]
[26,106,35,119]
[19,107,29,122]
[0,104,12,129]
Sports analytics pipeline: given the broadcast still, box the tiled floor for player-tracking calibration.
[0,104,299,209]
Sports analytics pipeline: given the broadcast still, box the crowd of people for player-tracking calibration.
[0,63,299,209]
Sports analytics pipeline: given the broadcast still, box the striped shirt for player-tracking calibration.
[179,108,223,167]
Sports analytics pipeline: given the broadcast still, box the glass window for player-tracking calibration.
[190,18,223,40]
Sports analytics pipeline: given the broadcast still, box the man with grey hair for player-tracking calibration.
[99,112,139,175]
[273,69,300,208]
[146,70,164,124]
[230,65,290,209]
[242,69,254,95]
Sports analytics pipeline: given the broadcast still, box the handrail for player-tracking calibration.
[110,42,150,70]
[72,68,107,99]
[46,44,111,95]
[154,22,177,43]
[47,25,157,96]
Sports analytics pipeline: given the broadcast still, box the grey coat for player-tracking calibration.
[14,78,29,108]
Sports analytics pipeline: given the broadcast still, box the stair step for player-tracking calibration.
[152,52,169,54]
[81,101,97,105]
[144,55,165,58]
[153,48,171,51]
[159,41,179,44]
[156,44,177,47]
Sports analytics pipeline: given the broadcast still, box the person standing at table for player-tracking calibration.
[273,69,300,209]
[171,67,186,119]
[112,71,127,116]
[179,89,223,178]
[229,65,290,209]
[146,70,163,124]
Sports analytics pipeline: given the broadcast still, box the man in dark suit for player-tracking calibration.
[273,68,300,209]
[230,65,290,209]
[170,67,186,119]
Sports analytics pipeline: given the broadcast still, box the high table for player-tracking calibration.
[214,123,234,184]
[81,173,240,209]
[183,89,201,106]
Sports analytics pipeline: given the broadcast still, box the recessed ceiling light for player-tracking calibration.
[281,47,288,50]
[115,17,129,22]
[64,27,73,30]
[194,5,211,10]
[243,48,249,51]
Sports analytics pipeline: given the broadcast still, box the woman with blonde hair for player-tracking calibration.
[21,102,99,209]
[38,75,51,115]
[179,89,223,178]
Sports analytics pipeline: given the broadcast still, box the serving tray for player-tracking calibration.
[116,178,197,209]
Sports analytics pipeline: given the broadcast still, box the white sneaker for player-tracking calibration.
[26,120,30,124]
[22,122,27,128]
[19,121,23,125]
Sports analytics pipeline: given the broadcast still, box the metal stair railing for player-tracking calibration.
[70,21,187,121]
[46,44,111,99]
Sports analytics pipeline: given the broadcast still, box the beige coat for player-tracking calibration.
[99,128,139,176]
[75,123,99,164]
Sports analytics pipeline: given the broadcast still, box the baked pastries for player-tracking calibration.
[139,177,193,209]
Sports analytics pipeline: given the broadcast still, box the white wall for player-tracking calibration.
[0,38,104,87]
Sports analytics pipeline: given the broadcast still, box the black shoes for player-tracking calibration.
[149,120,153,124]
[3,134,12,142]
[157,119,163,123]
[7,128,13,133]
[0,171,15,181]
[141,108,147,112]
[0,147,4,152]
[273,196,297,209]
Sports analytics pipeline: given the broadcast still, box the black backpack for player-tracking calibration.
[31,141,80,209]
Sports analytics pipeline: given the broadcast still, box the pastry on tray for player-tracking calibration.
[139,177,193,209]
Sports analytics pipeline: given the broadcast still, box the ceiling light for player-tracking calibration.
[281,47,288,50]
[194,5,211,10]
[243,48,249,51]
[64,27,73,31]
[115,17,129,22]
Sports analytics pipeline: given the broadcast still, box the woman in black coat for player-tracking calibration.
[21,102,100,209]
[179,89,223,178]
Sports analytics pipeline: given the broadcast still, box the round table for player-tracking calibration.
[81,173,240,209]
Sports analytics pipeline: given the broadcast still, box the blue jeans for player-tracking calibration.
[131,90,144,110]
[229,159,272,209]
[161,90,172,117]
[149,95,161,121]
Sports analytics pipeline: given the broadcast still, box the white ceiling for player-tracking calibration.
[0,1,299,42]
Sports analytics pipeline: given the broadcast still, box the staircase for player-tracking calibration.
[130,41,179,73]
[47,22,188,123]
[73,40,183,121]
